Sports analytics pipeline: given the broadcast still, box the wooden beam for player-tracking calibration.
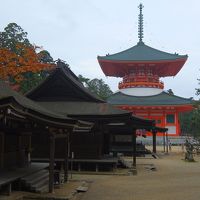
[54,133,67,139]
[19,132,32,136]
[49,134,55,193]
[48,127,68,139]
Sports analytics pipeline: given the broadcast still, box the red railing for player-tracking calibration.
[119,81,164,89]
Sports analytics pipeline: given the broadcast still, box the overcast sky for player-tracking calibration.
[1,0,200,99]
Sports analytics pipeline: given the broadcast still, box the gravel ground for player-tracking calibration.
[73,151,200,200]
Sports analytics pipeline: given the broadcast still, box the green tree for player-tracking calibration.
[78,75,113,100]
[179,111,196,136]
[78,75,90,86]
[0,23,32,54]
[191,77,200,136]
[38,50,54,63]
[180,78,200,137]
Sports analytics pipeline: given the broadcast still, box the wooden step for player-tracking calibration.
[25,171,49,187]
[21,169,47,182]
[20,169,49,193]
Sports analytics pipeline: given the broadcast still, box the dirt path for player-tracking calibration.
[74,153,200,200]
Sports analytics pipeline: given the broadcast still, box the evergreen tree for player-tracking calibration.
[78,75,113,100]
[0,23,32,53]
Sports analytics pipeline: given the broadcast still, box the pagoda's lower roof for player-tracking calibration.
[98,42,188,77]
[107,91,193,108]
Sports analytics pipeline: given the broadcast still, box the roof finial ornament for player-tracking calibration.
[138,3,144,44]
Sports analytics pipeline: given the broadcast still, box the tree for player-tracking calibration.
[78,75,113,100]
[38,50,54,63]
[190,77,200,137]
[78,75,90,87]
[179,110,199,137]
[0,23,55,93]
[0,23,32,53]
[180,77,200,137]
[0,43,55,93]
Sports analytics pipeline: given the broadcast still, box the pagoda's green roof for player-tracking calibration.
[107,91,193,106]
[98,42,187,62]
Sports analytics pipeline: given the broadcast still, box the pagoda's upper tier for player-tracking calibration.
[98,42,188,77]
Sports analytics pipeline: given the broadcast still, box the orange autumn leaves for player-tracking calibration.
[0,43,55,86]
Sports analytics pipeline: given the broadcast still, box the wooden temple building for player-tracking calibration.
[98,4,193,137]
[0,80,92,194]
[0,60,160,195]
[26,60,159,172]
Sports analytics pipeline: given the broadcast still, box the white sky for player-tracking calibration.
[1,0,200,98]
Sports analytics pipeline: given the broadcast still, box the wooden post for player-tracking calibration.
[98,123,104,157]
[6,183,12,196]
[28,135,32,165]
[163,132,166,152]
[0,132,5,169]
[18,135,24,167]
[166,132,169,154]
[132,129,136,167]
[152,130,157,153]
[95,164,99,172]
[49,134,55,193]
[64,132,69,182]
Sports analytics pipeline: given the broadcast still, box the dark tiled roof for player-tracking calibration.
[38,101,128,116]
[26,61,104,103]
[107,91,193,106]
[98,42,187,62]
[0,81,80,127]
[37,101,154,127]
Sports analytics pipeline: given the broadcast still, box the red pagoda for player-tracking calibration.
[98,4,193,136]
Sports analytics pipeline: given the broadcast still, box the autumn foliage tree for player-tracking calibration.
[0,23,55,93]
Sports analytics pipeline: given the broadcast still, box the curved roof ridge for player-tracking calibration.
[107,90,194,106]
[111,90,193,100]
[140,43,187,58]
[98,42,187,61]
[112,91,165,98]
[26,61,105,103]
[25,67,57,97]
[162,91,193,101]
[58,63,105,103]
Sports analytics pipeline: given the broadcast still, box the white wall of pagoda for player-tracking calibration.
[120,87,163,96]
